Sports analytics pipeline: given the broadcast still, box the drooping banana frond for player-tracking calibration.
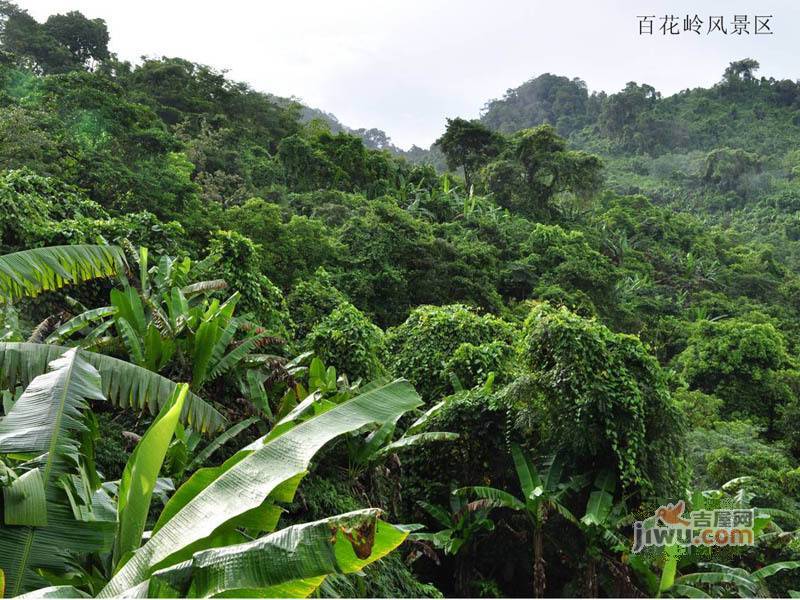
[453,486,526,511]
[142,509,408,598]
[370,432,459,461]
[0,245,127,302]
[0,343,225,433]
[0,347,100,457]
[0,348,115,596]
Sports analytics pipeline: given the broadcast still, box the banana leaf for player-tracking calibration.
[143,509,407,598]
[0,349,115,596]
[0,245,126,302]
[0,343,224,432]
[99,379,421,597]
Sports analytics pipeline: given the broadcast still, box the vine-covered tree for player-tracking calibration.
[435,117,504,191]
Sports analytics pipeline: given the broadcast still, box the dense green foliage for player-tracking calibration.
[1,3,800,597]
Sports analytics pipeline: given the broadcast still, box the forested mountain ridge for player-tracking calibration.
[1,3,800,598]
[479,63,800,210]
[481,61,800,153]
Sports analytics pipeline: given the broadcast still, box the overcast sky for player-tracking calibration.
[18,0,799,148]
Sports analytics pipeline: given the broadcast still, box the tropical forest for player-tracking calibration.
[1,3,800,598]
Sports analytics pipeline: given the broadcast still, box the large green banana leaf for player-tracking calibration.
[99,379,422,597]
[142,509,408,598]
[0,348,115,596]
[0,343,224,432]
[0,245,126,302]
[113,385,188,568]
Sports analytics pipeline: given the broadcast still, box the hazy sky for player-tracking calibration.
[18,0,799,148]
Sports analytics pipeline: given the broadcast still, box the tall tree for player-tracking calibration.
[42,11,110,69]
[435,117,503,191]
[0,3,108,72]
[723,58,760,85]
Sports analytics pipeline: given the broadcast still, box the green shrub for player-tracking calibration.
[401,388,514,508]
[521,302,687,495]
[444,340,513,390]
[676,318,792,428]
[287,267,349,340]
[386,304,516,401]
[306,302,385,382]
[205,230,292,336]
[0,167,107,252]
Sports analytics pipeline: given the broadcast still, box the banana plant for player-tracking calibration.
[413,494,495,556]
[412,494,496,598]
[2,347,424,597]
[576,470,629,597]
[106,509,407,598]
[0,342,224,432]
[0,348,117,596]
[112,385,188,568]
[671,561,800,597]
[47,247,287,416]
[164,416,260,480]
[347,392,457,472]
[98,377,422,597]
[629,480,791,598]
[280,358,458,481]
[0,244,225,431]
[456,445,582,598]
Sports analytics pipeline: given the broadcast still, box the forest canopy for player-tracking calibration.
[1,2,800,598]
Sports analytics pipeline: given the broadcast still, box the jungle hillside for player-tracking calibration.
[1,4,800,598]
